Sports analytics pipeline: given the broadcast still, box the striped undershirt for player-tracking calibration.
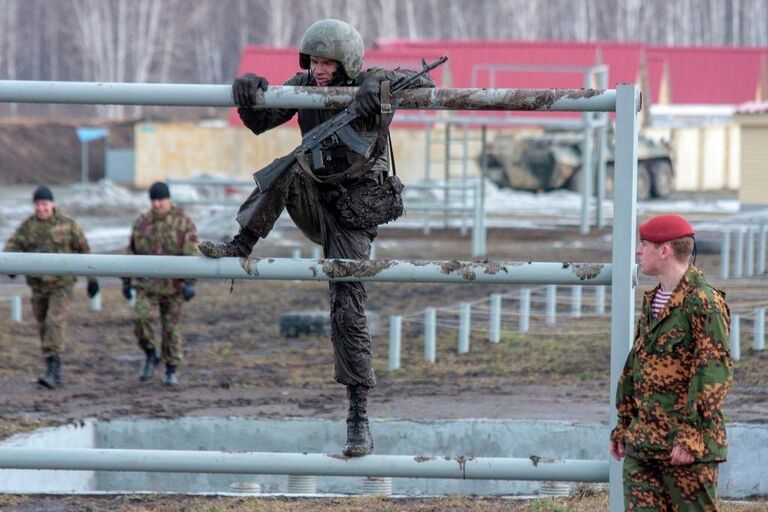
[652,288,673,317]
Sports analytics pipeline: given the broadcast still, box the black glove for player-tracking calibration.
[7,275,16,279]
[87,280,100,298]
[122,279,133,300]
[232,73,269,108]
[355,73,387,118]
[182,281,196,302]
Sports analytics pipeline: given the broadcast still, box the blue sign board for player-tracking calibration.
[76,127,108,143]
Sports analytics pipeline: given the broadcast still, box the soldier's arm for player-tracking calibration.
[237,73,304,135]
[70,222,91,254]
[3,223,27,252]
[180,217,199,257]
[610,347,637,444]
[675,300,733,458]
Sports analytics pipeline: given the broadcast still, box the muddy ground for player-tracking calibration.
[1,223,767,511]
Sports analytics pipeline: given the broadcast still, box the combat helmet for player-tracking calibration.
[299,18,364,79]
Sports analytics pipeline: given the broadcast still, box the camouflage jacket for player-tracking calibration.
[237,68,434,186]
[4,210,91,291]
[128,205,198,295]
[611,265,733,463]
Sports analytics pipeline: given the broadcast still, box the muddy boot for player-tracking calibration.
[163,364,178,387]
[198,230,257,259]
[343,385,374,457]
[139,348,160,382]
[38,355,61,389]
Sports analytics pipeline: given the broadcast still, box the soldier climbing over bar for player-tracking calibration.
[198,18,436,456]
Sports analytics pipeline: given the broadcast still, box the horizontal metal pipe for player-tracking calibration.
[0,448,608,482]
[0,80,626,112]
[0,253,613,285]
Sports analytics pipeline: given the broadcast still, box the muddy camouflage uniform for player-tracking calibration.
[611,265,732,510]
[128,205,198,365]
[4,210,93,357]
[234,70,433,389]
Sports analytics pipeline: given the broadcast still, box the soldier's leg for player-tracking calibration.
[199,166,298,258]
[42,286,73,359]
[134,290,158,353]
[661,461,719,511]
[159,294,184,367]
[623,456,671,511]
[30,289,49,353]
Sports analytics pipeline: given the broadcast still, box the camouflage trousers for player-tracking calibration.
[30,285,73,358]
[134,289,184,366]
[623,456,720,511]
[236,165,377,388]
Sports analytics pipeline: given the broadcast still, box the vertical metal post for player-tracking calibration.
[388,316,402,371]
[746,227,755,277]
[424,123,431,182]
[595,286,606,315]
[443,123,451,229]
[472,183,484,257]
[546,285,557,326]
[90,292,102,312]
[753,308,765,351]
[579,72,595,235]
[758,224,767,275]
[460,123,470,236]
[489,293,502,343]
[458,302,471,354]
[479,125,488,253]
[424,307,437,362]
[312,246,322,259]
[10,296,22,322]
[720,231,731,280]
[291,248,301,259]
[370,242,377,260]
[730,314,740,362]
[571,286,582,318]
[734,228,744,278]
[609,84,639,512]
[595,68,609,229]
[519,289,531,333]
[80,140,89,183]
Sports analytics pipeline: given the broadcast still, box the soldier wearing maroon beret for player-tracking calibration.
[610,214,733,510]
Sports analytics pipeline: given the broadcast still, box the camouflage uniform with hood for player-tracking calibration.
[198,19,435,457]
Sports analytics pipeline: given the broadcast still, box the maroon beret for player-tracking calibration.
[639,214,695,243]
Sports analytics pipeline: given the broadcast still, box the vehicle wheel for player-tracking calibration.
[650,160,674,198]
[637,164,652,201]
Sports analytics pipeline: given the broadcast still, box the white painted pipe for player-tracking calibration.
[458,303,471,354]
[424,308,437,363]
[546,285,557,326]
[754,308,765,351]
[519,289,531,333]
[571,286,582,318]
[388,316,402,371]
[489,293,502,343]
[730,314,741,361]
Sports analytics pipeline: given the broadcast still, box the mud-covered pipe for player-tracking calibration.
[0,448,608,482]
[0,253,617,285]
[0,80,636,112]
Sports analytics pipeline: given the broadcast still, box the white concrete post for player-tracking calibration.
[746,227,756,277]
[734,228,744,278]
[424,308,437,363]
[595,286,606,315]
[519,289,531,333]
[489,293,502,343]
[546,285,557,326]
[720,231,731,280]
[571,286,582,318]
[730,314,740,362]
[758,225,767,275]
[753,308,765,351]
[312,246,322,259]
[10,295,22,322]
[388,316,402,371]
[291,248,301,259]
[458,303,471,354]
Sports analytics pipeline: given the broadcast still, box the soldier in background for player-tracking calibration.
[609,214,733,510]
[124,182,198,386]
[3,185,100,389]
[198,18,434,457]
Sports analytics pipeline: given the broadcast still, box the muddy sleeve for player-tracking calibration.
[674,302,733,457]
[237,74,305,135]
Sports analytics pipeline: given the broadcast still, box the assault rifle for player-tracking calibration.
[250,55,448,193]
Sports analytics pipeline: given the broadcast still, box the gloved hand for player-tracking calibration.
[122,278,133,300]
[232,73,269,108]
[355,73,387,118]
[87,280,100,298]
[182,281,196,302]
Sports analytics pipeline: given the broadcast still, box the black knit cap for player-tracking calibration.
[148,181,170,200]
[32,186,54,202]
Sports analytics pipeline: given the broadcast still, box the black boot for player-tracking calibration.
[198,230,257,259]
[343,385,374,457]
[38,355,61,389]
[163,364,178,387]
[139,348,160,381]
